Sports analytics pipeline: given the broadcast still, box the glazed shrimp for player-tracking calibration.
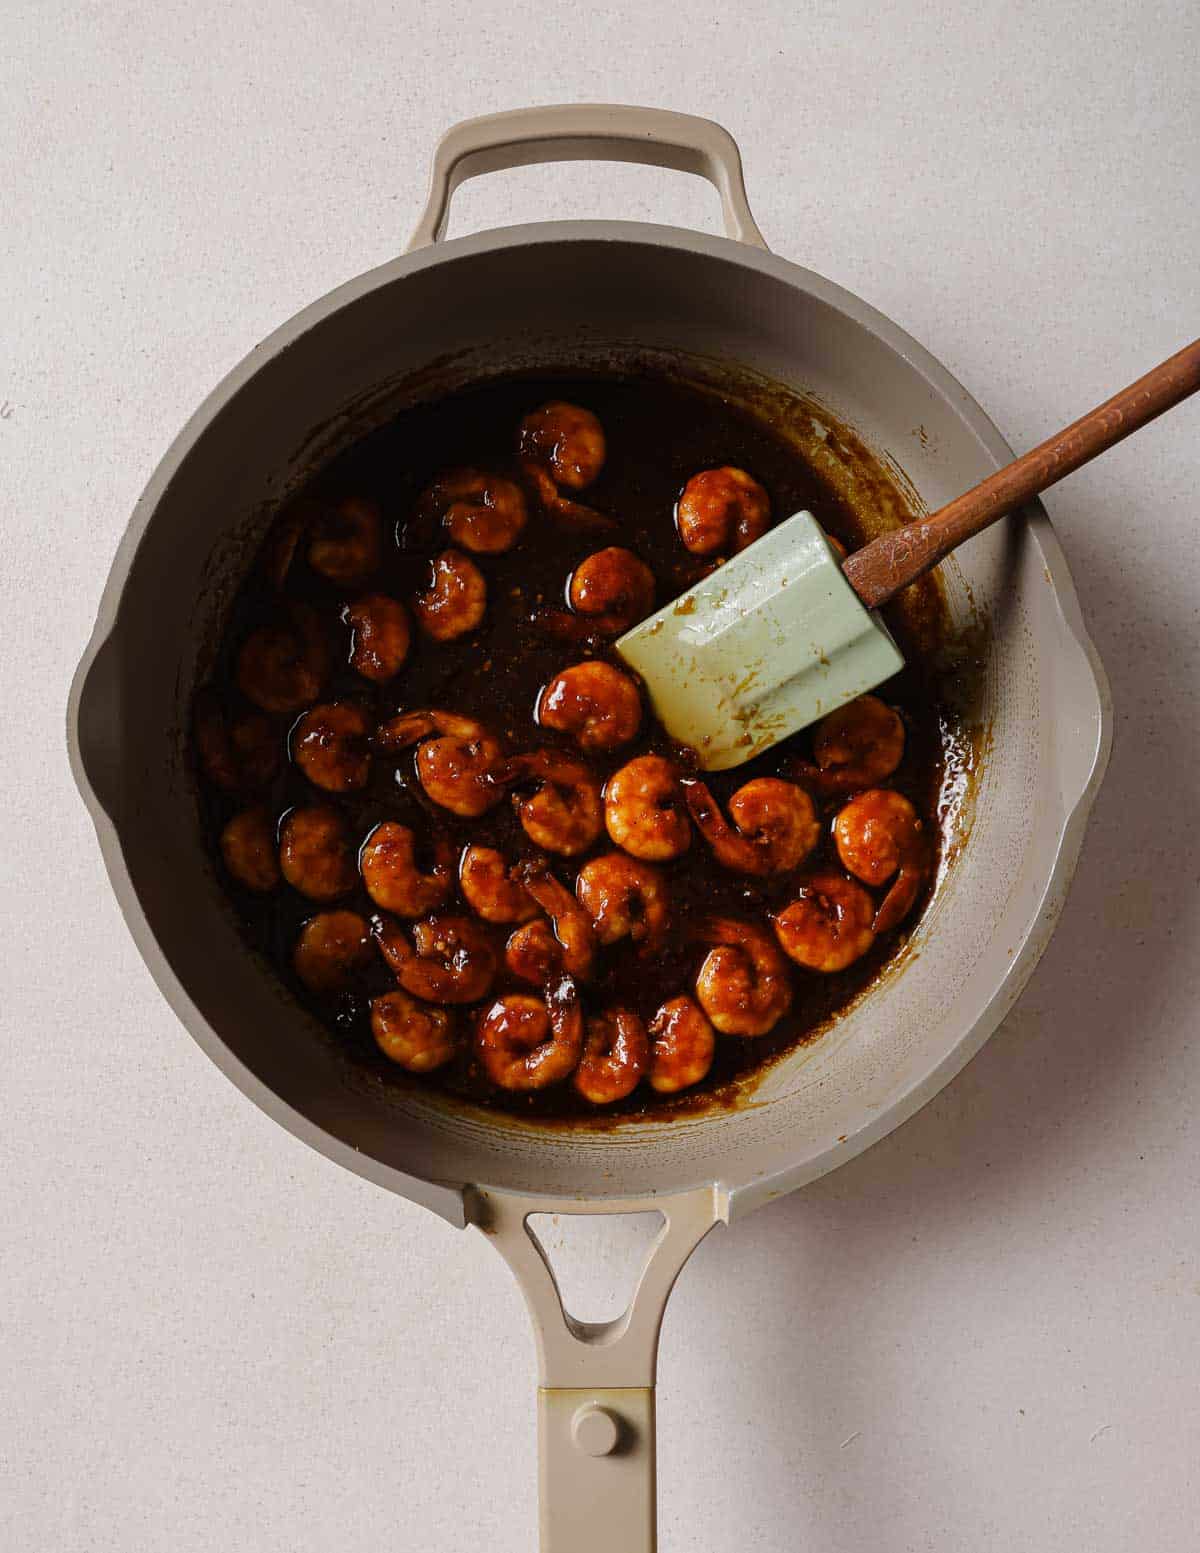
[291,701,372,792]
[360,822,453,917]
[194,694,279,791]
[536,547,656,640]
[518,401,606,491]
[420,468,528,555]
[575,853,669,949]
[517,863,597,978]
[793,695,906,796]
[279,805,358,901]
[521,459,618,532]
[476,977,584,1091]
[236,604,329,715]
[694,916,793,1036]
[260,500,312,591]
[833,788,930,934]
[604,754,691,861]
[771,870,876,972]
[570,547,655,625]
[574,1008,649,1104]
[412,726,505,817]
[219,806,280,893]
[307,496,384,585]
[675,467,770,556]
[373,914,499,1005]
[537,661,642,753]
[344,593,411,683]
[375,711,505,817]
[371,989,456,1073]
[412,549,487,641]
[293,909,372,994]
[459,845,539,924]
[376,709,488,747]
[648,996,715,1094]
[682,777,818,876]
[504,919,563,985]
[503,749,604,857]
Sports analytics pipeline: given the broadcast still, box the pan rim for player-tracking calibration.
[67,219,1112,1223]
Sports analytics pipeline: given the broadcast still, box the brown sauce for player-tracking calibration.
[195,372,966,1121]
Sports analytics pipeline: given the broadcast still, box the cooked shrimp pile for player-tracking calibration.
[196,377,946,1115]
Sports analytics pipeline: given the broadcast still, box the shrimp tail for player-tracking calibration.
[872,863,924,935]
[681,778,768,875]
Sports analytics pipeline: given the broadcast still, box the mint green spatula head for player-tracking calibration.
[616,511,904,772]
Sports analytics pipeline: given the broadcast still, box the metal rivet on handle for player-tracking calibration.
[571,1402,621,1456]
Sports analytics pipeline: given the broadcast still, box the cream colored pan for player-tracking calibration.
[68,106,1111,1550]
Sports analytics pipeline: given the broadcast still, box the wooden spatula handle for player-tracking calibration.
[843,336,1200,610]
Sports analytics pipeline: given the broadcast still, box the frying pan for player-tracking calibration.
[67,105,1111,1550]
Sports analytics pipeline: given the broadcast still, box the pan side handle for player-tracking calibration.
[467,1184,726,1553]
[405,104,768,252]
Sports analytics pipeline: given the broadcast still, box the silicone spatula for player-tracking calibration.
[617,337,1200,770]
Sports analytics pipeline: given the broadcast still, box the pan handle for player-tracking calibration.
[468,1184,726,1552]
[405,104,768,252]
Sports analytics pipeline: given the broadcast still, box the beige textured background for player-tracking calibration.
[3,1,1198,1548]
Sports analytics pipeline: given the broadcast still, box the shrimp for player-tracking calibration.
[536,547,656,640]
[604,755,691,861]
[420,468,528,555]
[412,549,487,641]
[503,749,604,857]
[537,661,642,753]
[682,776,818,876]
[291,701,372,792]
[376,709,487,748]
[219,806,280,893]
[293,909,372,994]
[573,1008,649,1104]
[476,977,583,1091]
[832,788,930,934]
[521,459,618,532]
[517,863,596,978]
[459,845,539,924]
[647,996,715,1093]
[412,730,505,817]
[675,467,770,556]
[694,917,793,1036]
[307,496,384,585]
[373,913,499,1005]
[344,593,411,683]
[236,604,329,714]
[570,547,655,626]
[260,500,312,591]
[307,497,383,585]
[194,693,279,792]
[504,919,563,985]
[375,710,504,817]
[360,822,453,917]
[371,989,456,1073]
[279,805,358,901]
[793,695,906,796]
[518,401,606,491]
[771,870,876,972]
[575,853,669,949]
